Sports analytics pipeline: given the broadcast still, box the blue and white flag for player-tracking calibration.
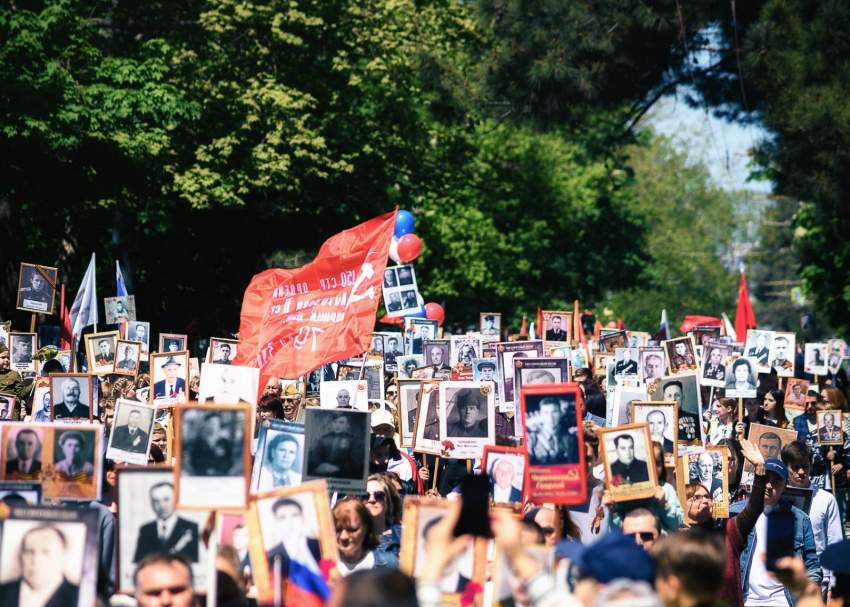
[70,254,99,336]
[116,261,128,297]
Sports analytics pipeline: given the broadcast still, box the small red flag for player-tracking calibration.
[232,211,396,390]
[734,271,756,342]
[59,285,73,350]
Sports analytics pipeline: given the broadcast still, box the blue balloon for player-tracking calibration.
[394,210,415,238]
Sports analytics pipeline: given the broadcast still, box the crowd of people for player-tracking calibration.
[1,320,850,607]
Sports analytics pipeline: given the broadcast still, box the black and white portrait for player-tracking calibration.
[383,264,421,318]
[319,379,369,411]
[106,400,156,465]
[383,267,398,288]
[85,332,118,375]
[687,451,724,501]
[54,429,96,478]
[159,333,187,354]
[701,344,732,388]
[114,340,141,375]
[611,386,646,428]
[397,265,414,286]
[401,289,418,310]
[9,333,36,372]
[631,403,676,458]
[423,339,451,371]
[745,330,774,370]
[126,322,150,361]
[406,318,437,354]
[104,295,136,324]
[450,336,482,368]
[413,383,441,454]
[543,311,570,342]
[177,406,249,509]
[523,391,580,467]
[639,347,665,382]
[117,468,210,593]
[614,348,639,378]
[0,394,14,421]
[650,374,704,453]
[663,337,698,375]
[601,424,655,500]
[498,341,545,406]
[0,520,86,607]
[724,357,757,398]
[480,313,501,338]
[804,343,828,376]
[0,481,41,505]
[16,263,57,314]
[209,338,237,365]
[397,379,421,447]
[515,358,569,396]
[439,383,495,459]
[199,364,259,406]
[252,420,305,491]
[303,408,369,493]
[817,411,843,445]
[380,332,404,372]
[50,374,92,422]
[397,355,424,380]
[3,427,44,478]
[30,379,51,423]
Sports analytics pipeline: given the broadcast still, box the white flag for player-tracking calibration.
[69,253,99,336]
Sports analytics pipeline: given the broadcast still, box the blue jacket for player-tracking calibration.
[730,498,822,607]
[793,413,812,441]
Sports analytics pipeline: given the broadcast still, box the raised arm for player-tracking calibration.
[731,439,767,542]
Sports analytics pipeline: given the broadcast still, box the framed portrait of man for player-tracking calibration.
[113,340,141,376]
[117,467,212,594]
[125,321,150,361]
[0,394,14,421]
[817,410,844,446]
[396,378,423,448]
[16,263,57,314]
[84,330,119,375]
[422,339,451,372]
[412,381,442,456]
[399,499,487,600]
[104,295,136,325]
[450,336,483,369]
[198,364,259,406]
[768,332,796,377]
[479,313,502,340]
[701,344,732,388]
[724,356,758,398]
[397,354,425,380]
[482,446,526,512]
[251,419,306,492]
[8,332,37,372]
[514,358,570,396]
[49,373,94,423]
[627,331,650,349]
[520,384,586,505]
[648,373,705,455]
[0,508,100,607]
[495,340,545,411]
[207,337,238,365]
[638,347,666,383]
[159,333,189,355]
[609,386,647,428]
[150,351,190,405]
[541,311,572,343]
[318,379,369,411]
[679,446,729,518]
[106,399,157,465]
[599,330,628,353]
[438,381,496,459]
[599,423,657,502]
[614,348,640,381]
[743,424,798,475]
[246,481,338,605]
[663,337,699,375]
[631,402,678,467]
[175,403,251,509]
[405,318,438,355]
[693,326,721,347]
[302,408,370,494]
[337,361,384,401]
[744,329,775,373]
[785,378,810,409]
[0,480,42,505]
[380,332,404,372]
[804,343,829,376]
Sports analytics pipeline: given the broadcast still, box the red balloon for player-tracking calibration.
[397,233,422,262]
[425,302,445,326]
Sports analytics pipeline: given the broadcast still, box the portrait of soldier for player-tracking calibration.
[116,345,138,372]
[608,433,650,485]
[446,390,488,438]
[818,412,842,444]
[307,412,362,479]
[770,336,793,373]
[545,315,567,341]
[481,315,499,337]
[397,266,414,286]
[18,267,52,311]
[669,340,695,371]
[476,360,496,383]
[747,332,770,365]
[615,349,638,376]
[526,395,578,466]
[384,337,402,367]
[703,347,726,381]
[153,356,186,400]
[95,338,115,366]
[661,380,701,445]
[213,343,233,365]
[386,292,402,313]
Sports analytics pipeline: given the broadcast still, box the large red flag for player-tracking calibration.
[734,271,756,342]
[232,211,396,385]
[679,315,723,333]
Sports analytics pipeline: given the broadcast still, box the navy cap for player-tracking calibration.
[820,540,850,574]
[764,459,788,481]
[557,531,654,584]
[477,361,496,371]
[370,435,394,450]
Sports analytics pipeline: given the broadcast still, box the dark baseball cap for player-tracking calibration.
[556,532,654,584]
[765,459,788,481]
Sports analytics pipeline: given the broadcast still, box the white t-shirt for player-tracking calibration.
[744,512,790,607]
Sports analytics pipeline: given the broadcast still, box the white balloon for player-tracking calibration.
[389,236,402,265]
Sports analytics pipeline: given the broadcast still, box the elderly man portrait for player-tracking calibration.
[53,377,90,421]
[818,413,842,443]
[112,408,150,454]
[642,353,664,380]
[692,452,722,499]
[153,356,185,400]
[661,380,701,445]
[747,332,770,365]
[446,390,488,438]
[5,429,42,475]
[0,524,79,607]
[609,433,650,484]
[427,345,450,371]
[646,409,674,455]
[490,458,522,503]
[615,349,638,376]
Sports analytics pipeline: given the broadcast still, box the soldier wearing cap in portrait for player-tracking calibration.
[446,390,488,438]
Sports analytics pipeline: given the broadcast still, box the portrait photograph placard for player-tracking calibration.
[198,363,259,406]
[16,263,57,314]
[412,381,442,456]
[422,339,452,371]
[593,353,615,377]
[0,505,99,607]
[514,358,570,395]
[399,499,487,600]
[208,337,238,365]
[84,330,119,375]
[380,332,404,372]
[701,343,732,388]
[104,295,136,324]
[804,342,829,376]
[113,339,141,376]
[639,347,666,383]
[648,373,705,454]
[405,317,438,355]
[681,446,729,518]
[744,329,775,373]
[480,313,501,339]
[397,378,424,448]
[631,401,678,466]
[319,379,369,411]
[693,326,721,347]
[520,384,586,505]
[663,336,699,375]
[785,378,810,409]
[482,445,526,513]
[769,332,796,377]
[495,340,545,411]
[338,360,384,401]
[609,386,647,428]
[438,381,496,459]
[150,351,190,405]
[49,373,93,423]
[117,467,212,594]
[382,264,423,318]
[450,335,483,369]
[106,399,157,465]
[29,377,51,423]
[8,332,36,372]
[125,321,151,361]
[724,356,758,398]
[614,347,640,381]
[627,331,651,348]
[396,354,425,379]
[175,403,251,510]
[251,419,306,492]
[303,408,369,494]
[1,423,103,500]
[159,333,188,354]
[541,310,572,342]
[599,422,657,502]
[0,480,42,505]
[0,393,14,421]
[411,365,438,379]
[743,424,798,475]
[599,330,627,353]
[817,410,844,446]
[246,481,338,605]
[781,486,814,515]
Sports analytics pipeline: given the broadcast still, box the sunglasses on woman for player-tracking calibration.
[360,490,386,503]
